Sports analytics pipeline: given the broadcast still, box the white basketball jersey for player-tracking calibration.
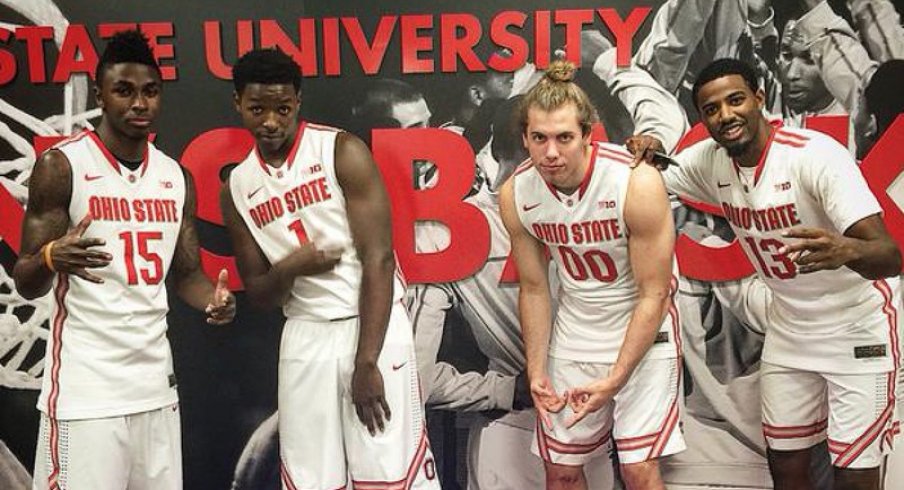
[37,131,185,420]
[513,142,680,363]
[668,126,900,374]
[229,122,403,321]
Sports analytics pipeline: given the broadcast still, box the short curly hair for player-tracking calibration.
[232,48,302,95]
[95,30,161,86]
[691,58,760,110]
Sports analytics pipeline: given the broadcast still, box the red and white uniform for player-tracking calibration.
[228,122,392,319]
[409,185,616,488]
[513,142,684,465]
[34,130,185,490]
[38,131,185,419]
[229,122,438,490]
[513,142,681,364]
[667,126,899,375]
[666,126,901,467]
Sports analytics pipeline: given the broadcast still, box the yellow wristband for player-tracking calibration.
[42,240,56,273]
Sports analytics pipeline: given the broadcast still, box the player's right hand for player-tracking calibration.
[285,243,342,276]
[352,362,391,436]
[530,374,566,430]
[49,214,112,283]
[625,135,667,168]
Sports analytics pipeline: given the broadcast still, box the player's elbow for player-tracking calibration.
[241,279,287,311]
[866,243,902,280]
[12,263,47,300]
[14,282,44,300]
[638,284,673,313]
[359,248,396,276]
[245,287,285,311]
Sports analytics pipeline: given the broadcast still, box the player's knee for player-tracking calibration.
[833,466,881,490]
[544,461,585,489]
[767,447,813,488]
[620,459,663,490]
[768,447,811,470]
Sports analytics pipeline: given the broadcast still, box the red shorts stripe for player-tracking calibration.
[615,433,658,451]
[46,275,70,490]
[536,416,610,459]
[873,280,900,370]
[535,416,553,461]
[828,438,849,454]
[279,458,300,490]
[543,430,611,455]
[763,418,828,439]
[668,276,682,356]
[352,425,430,490]
[648,357,682,459]
[834,404,892,468]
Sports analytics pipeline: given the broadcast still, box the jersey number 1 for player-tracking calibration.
[288,219,309,245]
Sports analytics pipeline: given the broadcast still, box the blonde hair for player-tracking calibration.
[519,60,598,136]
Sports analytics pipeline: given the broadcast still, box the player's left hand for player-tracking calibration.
[205,269,236,325]
[565,375,622,428]
[352,361,391,436]
[625,135,666,168]
[780,227,855,274]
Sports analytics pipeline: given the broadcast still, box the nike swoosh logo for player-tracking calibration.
[522,203,541,212]
[717,182,731,188]
[247,186,264,199]
[84,174,103,181]
[392,361,408,371]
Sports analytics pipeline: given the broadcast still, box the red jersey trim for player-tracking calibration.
[86,131,149,177]
[255,121,308,175]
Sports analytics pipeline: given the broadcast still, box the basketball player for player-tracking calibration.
[628,58,901,490]
[499,60,684,490]
[409,96,616,489]
[219,48,439,490]
[12,30,235,489]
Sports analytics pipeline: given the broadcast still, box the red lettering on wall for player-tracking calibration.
[342,16,396,75]
[180,127,255,289]
[0,28,17,85]
[372,128,490,283]
[204,20,254,80]
[487,11,528,72]
[51,24,98,82]
[861,115,904,259]
[322,18,341,76]
[400,15,434,74]
[597,7,651,67]
[804,114,849,147]
[440,14,483,72]
[533,11,551,69]
[141,22,178,80]
[14,26,53,83]
[555,10,594,66]
[259,19,319,77]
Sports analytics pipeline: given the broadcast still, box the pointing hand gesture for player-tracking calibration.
[205,269,236,325]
